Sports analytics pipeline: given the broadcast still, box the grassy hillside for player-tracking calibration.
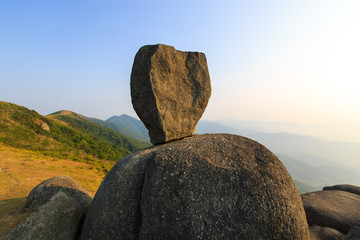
[0,101,150,165]
[104,114,150,142]
[48,110,151,152]
[0,143,110,237]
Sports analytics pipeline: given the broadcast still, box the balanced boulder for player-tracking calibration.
[24,175,92,212]
[302,190,360,234]
[130,44,211,145]
[81,134,309,240]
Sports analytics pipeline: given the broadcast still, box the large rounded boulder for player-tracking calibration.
[81,134,309,240]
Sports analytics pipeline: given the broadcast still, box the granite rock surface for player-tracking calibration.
[130,44,211,145]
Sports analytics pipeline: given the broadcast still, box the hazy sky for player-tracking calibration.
[1,1,360,142]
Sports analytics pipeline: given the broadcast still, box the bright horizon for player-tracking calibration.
[1,1,360,143]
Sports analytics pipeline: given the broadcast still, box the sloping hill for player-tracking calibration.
[104,114,150,142]
[49,110,151,152]
[0,101,150,165]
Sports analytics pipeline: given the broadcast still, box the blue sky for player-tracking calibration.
[1,1,360,142]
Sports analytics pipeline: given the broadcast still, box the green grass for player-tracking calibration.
[0,101,151,164]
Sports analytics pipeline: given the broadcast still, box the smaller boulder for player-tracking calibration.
[2,192,85,240]
[302,190,360,234]
[309,225,345,240]
[24,175,92,212]
[323,184,360,196]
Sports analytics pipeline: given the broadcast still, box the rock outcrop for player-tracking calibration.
[24,175,92,212]
[302,190,360,234]
[81,134,309,240]
[323,184,360,196]
[2,192,85,240]
[130,44,211,145]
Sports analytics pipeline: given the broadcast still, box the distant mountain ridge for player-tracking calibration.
[277,154,360,188]
[87,114,150,142]
[85,116,360,189]
[106,114,149,142]
[197,120,360,169]
[217,118,360,143]
[49,111,151,152]
[196,120,360,190]
[88,116,360,190]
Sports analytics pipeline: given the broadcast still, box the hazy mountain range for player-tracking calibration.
[87,114,149,142]
[89,113,360,192]
[196,120,360,190]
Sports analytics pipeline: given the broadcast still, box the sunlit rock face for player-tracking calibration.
[81,134,310,240]
[130,44,211,145]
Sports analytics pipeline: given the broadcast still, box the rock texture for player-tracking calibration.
[309,225,345,240]
[24,175,92,212]
[323,184,360,196]
[345,226,360,240]
[130,44,211,145]
[302,190,360,234]
[2,192,85,240]
[81,134,309,240]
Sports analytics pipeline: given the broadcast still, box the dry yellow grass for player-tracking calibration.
[0,143,111,200]
[0,143,116,237]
